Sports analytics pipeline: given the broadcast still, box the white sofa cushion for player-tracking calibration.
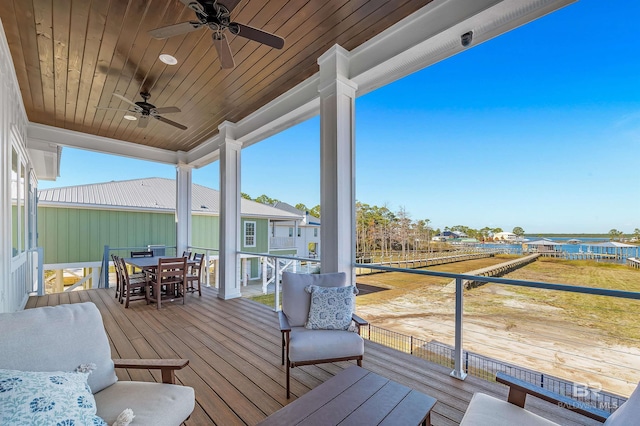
[460,393,559,426]
[282,272,347,327]
[0,302,117,394]
[95,381,195,426]
[288,326,364,363]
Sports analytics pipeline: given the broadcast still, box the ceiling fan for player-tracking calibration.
[148,0,285,69]
[99,92,187,130]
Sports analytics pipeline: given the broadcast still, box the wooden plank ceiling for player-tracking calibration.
[0,0,431,152]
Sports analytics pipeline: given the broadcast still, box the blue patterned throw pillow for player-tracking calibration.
[0,369,108,426]
[304,285,358,330]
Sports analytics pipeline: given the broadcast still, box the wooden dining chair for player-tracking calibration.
[146,257,187,309]
[186,253,204,296]
[182,250,193,259]
[118,257,148,308]
[111,254,122,301]
[130,250,154,273]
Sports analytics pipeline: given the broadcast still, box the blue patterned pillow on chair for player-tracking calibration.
[0,368,108,426]
[304,285,358,330]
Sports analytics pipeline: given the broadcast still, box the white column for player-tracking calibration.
[175,163,192,257]
[318,45,357,284]
[218,122,242,299]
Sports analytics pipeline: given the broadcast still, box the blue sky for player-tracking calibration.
[40,0,639,234]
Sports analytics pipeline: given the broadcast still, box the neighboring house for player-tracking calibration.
[271,202,321,258]
[493,232,518,242]
[433,231,466,240]
[37,178,302,290]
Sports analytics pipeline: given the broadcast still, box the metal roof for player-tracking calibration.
[38,178,301,220]
[272,201,321,225]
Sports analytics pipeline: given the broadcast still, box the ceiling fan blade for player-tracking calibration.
[218,0,242,13]
[138,115,149,128]
[111,93,139,108]
[179,0,206,14]
[152,106,181,114]
[212,33,235,69]
[154,115,187,130]
[231,23,284,49]
[95,107,133,112]
[148,21,202,39]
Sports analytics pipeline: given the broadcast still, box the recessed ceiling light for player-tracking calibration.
[123,114,137,121]
[159,54,178,65]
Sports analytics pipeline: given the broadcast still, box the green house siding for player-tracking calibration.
[192,215,220,249]
[38,207,287,265]
[38,207,177,264]
[241,218,269,253]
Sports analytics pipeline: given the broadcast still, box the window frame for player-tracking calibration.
[244,221,257,247]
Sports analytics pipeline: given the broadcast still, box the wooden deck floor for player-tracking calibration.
[26,288,599,426]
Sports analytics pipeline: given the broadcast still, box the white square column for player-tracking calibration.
[175,163,192,257]
[218,122,242,299]
[318,45,357,283]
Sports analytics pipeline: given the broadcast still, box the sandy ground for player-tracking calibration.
[356,276,640,398]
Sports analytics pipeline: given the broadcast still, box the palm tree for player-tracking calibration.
[609,229,619,241]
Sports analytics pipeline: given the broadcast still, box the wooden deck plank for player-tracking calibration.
[25,288,603,426]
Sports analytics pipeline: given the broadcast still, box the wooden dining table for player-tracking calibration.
[122,256,196,308]
[122,255,196,271]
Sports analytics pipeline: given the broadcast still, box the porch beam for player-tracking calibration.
[27,123,179,165]
[318,45,357,283]
[218,122,242,300]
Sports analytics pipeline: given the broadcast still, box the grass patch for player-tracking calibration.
[250,292,281,308]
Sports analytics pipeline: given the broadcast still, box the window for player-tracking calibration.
[297,228,302,237]
[314,228,318,237]
[288,227,293,237]
[244,221,256,247]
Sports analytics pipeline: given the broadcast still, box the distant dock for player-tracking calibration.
[538,251,620,261]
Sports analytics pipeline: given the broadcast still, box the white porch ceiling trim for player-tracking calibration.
[27,123,179,165]
[24,0,575,169]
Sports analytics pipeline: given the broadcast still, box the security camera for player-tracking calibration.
[461,31,473,47]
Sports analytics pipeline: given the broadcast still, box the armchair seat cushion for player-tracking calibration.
[95,381,195,425]
[288,327,364,364]
[460,393,558,426]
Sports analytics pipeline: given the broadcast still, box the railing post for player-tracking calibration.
[274,257,281,312]
[37,247,44,295]
[450,277,467,380]
[205,250,211,287]
[102,245,110,289]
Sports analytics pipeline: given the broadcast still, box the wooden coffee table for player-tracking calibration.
[259,366,437,425]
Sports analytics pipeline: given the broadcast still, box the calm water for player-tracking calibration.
[478,237,638,260]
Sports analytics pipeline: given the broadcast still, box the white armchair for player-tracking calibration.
[0,302,194,425]
[278,271,368,398]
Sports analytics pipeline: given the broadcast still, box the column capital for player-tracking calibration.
[218,121,239,141]
[318,44,358,96]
